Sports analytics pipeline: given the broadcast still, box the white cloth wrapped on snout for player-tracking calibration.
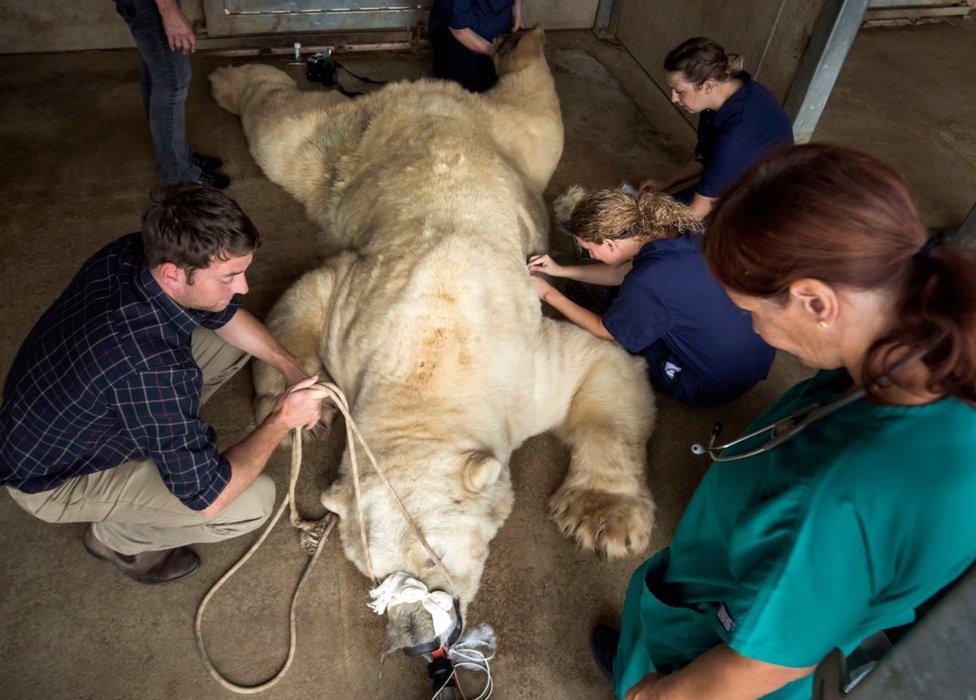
[368,571,456,639]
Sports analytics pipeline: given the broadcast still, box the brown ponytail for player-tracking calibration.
[664,37,744,85]
[703,144,976,405]
[725,53,744,74]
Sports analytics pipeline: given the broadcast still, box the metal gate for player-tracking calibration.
[201,1,433,37]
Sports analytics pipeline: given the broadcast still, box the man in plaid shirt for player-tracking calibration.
[0,184,327,584]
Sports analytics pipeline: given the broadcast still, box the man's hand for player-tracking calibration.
[279,358,310,390]
[513,0,523,31]
[529,273,555,302]
[211,377,326,516]
[625,673,666,700]
[274,376,328,431]
[156,0,197,54]
[639,177,665,194]
[528,254,564,278]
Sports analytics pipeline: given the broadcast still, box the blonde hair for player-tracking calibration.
[567,188,702,244]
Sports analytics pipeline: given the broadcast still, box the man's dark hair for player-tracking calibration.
[141,183,260,274]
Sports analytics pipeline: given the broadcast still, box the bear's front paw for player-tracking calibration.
[296,402,339,444]
[548,486,654,559]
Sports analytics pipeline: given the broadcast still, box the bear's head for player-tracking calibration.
[209,64,296,115]
[322,446,514,651]
[493,26,546,76]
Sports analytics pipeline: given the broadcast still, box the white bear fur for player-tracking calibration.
[210,29,656,628]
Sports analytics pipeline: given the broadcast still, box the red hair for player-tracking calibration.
[704,144,976,404]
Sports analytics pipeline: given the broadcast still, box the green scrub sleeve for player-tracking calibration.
[720,496,875,668]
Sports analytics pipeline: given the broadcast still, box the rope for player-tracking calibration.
[433,625,497,700]
[194,430,335,694]
[321,381,455,586]
[194,381,455,694]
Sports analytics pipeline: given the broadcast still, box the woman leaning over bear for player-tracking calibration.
[594,144,976,699]
[528,188,775,407]
[428,0,523,93]
[640,37,794,220]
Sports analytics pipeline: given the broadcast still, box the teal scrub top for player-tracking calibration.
[614,369,976,699]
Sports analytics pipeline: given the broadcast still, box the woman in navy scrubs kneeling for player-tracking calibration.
[528,189,774,407]
[640,37,794,219]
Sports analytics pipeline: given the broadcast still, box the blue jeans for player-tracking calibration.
[115,0,201,183]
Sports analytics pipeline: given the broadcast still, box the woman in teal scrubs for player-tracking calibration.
[599,144,976,699]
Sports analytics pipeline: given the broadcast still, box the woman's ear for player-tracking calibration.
[789,278,838,325]
[699,78,715,95]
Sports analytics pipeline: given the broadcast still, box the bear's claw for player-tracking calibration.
[548,486,654,559]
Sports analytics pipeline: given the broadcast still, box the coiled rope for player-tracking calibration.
[194,382,454,694]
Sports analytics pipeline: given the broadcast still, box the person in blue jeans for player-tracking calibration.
[528,188,774,407]
[114,0,230,188]
[639,37,794,219]
[428,0,523,92]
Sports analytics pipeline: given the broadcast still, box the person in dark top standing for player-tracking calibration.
[114,0,232,188]
[428,0,522,92]
[639,37,794,219]
[528,188,775,407]
[0,184,326,584]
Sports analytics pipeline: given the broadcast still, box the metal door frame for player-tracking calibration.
[202,1,432,37]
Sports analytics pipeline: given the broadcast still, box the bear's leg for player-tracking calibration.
[210,64,345,214]
[516,186,550,256]
[543,322,656,559]
[253,254,354,441]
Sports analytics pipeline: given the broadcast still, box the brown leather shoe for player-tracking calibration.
[83,526,200,584]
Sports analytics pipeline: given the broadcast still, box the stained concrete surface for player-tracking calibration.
[815,20,976,229]
[1,20,974,700]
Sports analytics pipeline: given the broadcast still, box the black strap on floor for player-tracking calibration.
[332,62,389,97]
[336,62,388,86]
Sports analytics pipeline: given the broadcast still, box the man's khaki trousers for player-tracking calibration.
[6,328,276,555]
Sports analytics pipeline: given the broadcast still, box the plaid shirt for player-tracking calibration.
[0,234,240,510]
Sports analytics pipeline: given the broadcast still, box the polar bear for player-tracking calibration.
[210,28,655,649]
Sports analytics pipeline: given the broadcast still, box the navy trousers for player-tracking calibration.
[430,28,498,93]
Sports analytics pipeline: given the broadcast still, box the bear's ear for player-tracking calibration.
[321,480,350,517]
[462,451,503,493]
[523,25,545,52]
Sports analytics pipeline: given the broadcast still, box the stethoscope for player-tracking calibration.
[691,348,931,463]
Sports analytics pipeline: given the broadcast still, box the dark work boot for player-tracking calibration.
[191,151,224,172]
[83,526,200,584]
[198,168,231,190]
[591,624,619,679]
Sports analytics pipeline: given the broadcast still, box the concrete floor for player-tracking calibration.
[1,19,974,700]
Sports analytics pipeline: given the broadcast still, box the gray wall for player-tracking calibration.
[613,0,826,107]
[0,0,597,54]
[525,0,598,30]
[0,1,205,54]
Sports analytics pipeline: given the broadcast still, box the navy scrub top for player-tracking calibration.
[695,71,794,198]
[602,234,775,405]
[428,0,515,41]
